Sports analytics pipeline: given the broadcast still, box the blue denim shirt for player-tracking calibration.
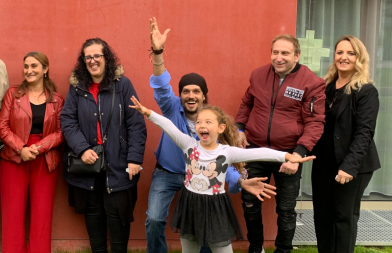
[150,70,241,193]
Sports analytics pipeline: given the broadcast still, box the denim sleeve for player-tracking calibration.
[226,165,241,194]
[150,70,177,117]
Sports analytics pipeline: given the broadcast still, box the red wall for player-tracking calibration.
[0,0,297,250]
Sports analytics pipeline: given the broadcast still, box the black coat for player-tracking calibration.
[60,68,147,192]
[314,82,380,178]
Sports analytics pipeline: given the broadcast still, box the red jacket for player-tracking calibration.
[235,63,326,156]
[0,87,64,172]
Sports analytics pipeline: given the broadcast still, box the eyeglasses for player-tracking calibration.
[84,54,104,62]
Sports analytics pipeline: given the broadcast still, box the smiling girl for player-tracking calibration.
[130,96,314,253]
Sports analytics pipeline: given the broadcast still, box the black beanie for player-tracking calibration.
[178,73,208,95]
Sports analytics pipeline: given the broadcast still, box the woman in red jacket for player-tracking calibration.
[0,51,64,253]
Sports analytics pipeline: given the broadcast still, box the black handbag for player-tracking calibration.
[68,84,116,174]
[68,145,104,174]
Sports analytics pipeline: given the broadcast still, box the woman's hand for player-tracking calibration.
[336,169,353,184]
[241,177,276,201]
[128,163,142,180]
[150,17,170,50]
[29,144,40,156]
[285,153,316,163]
[81,149,99,165]
[129,96,152,117]
[20,147,37,161]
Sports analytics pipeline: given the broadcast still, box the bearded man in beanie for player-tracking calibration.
[145,18,242,253]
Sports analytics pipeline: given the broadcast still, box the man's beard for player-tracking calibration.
[182,99,200,115]
[184,107,198,115]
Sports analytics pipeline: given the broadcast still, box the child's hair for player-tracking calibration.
[200,105,246,176]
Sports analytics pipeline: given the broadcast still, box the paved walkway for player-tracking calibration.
[293,209,392,245]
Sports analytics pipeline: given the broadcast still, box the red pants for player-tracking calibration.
[0,134,58,253]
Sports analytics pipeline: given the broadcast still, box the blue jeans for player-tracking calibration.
[145,167,212,253]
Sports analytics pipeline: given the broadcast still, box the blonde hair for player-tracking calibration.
[199,105,246,177]
[324,35,373,94]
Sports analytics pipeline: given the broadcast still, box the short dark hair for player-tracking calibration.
[271,34,301,55]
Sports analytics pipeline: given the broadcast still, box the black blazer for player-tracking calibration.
[327,82,380,177]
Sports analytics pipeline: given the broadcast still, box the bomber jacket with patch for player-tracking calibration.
[235,63,326,156]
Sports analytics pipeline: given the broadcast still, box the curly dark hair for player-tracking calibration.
[72,38,120,90]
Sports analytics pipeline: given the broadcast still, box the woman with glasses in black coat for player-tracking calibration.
[60,38,147,253]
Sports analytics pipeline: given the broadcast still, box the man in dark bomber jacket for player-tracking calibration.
[235,35,326,253]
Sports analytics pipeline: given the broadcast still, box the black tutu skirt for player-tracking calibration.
[170,186,243,247]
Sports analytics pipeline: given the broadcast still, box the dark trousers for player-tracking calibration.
[312,163,373,253]
[241,161,302,253]
[84,174,131,253]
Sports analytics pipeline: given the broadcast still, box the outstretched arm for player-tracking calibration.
[150,17,170,77]
[129,96,152,117]
[226,146,315,164]
[130,96,194,150]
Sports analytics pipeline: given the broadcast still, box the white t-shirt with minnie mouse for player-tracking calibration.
[148,111,286,195]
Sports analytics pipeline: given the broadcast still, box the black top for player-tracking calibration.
[312,81,380,176]
[30,102,46,134]
[315,81,347,164]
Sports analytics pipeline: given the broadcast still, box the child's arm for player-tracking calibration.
[130,96,193,150]
[226,146,315,164]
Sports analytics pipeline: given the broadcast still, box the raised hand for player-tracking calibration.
[150,17,170,50]
[129,96,152,117]
[241,177,276,202]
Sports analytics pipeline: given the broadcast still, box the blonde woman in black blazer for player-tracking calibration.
[311,35,380,253]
